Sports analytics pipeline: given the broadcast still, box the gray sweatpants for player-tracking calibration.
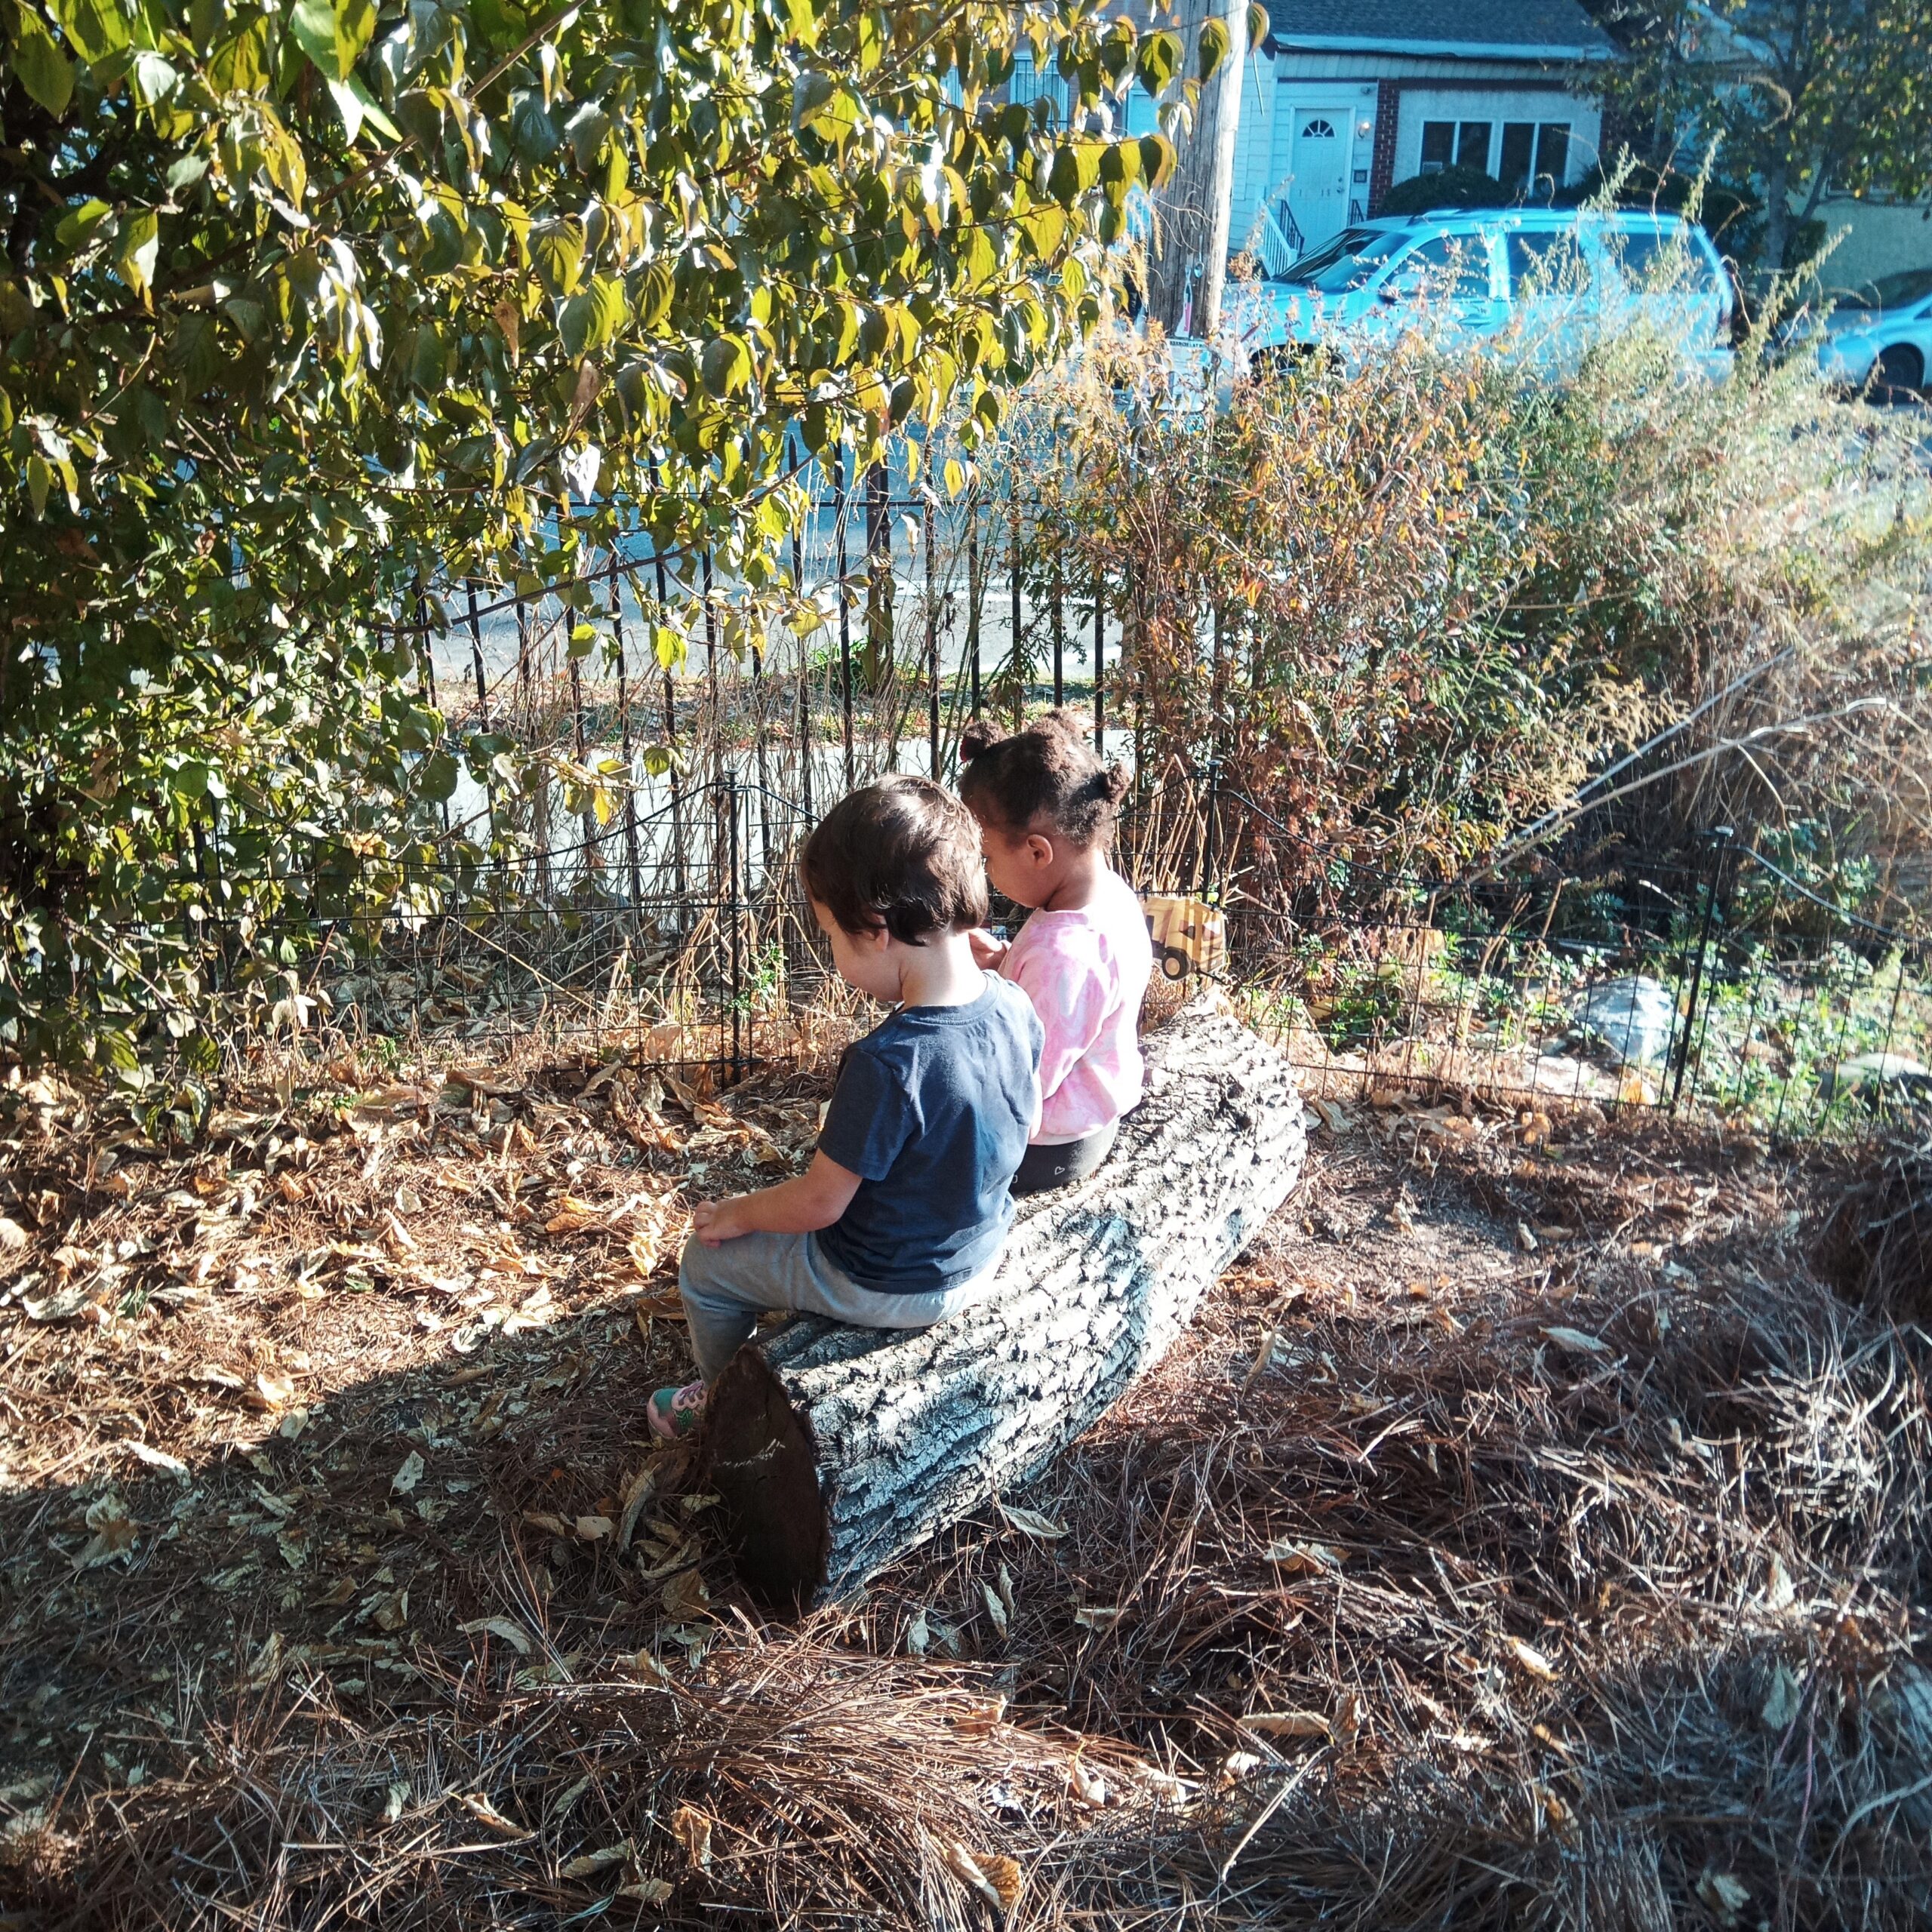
[676,1229,998,1384]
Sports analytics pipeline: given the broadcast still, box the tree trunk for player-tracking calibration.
[1145,0,1247,339]
[1761,152,1791,281]
[705,998,1306,1607]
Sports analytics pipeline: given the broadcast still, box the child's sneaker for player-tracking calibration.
[647,1379,708,1441]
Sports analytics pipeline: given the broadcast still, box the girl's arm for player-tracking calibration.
[692,1151,862,1246]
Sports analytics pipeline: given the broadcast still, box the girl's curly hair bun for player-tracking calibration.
[956,709,1128,850]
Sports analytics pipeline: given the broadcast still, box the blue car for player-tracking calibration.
[1240,208,1735,382]
[1816,269,1932,404]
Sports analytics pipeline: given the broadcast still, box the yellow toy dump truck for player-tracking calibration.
[1143,894,1226,982]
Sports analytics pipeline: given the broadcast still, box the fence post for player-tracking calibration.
[1051,551,1064,709]
[726,771,743,1081]
[1092,562,1105,753]
[651,534,686,916]
[835,449,854,789]
[1669,826,1731,1115]
[967,506,982,718]
[608,570,644,912]
[791,435,812,819]
[1200,758,1223,905]
[1009,478,1023,724]
[924,492,940,778]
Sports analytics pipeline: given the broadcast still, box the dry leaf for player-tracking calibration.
[1506,1636,1559,1681]
[617,1467,657,1552]
[72,1496,137,1571]
[1068,1757,1109,1806]
[617,1878,673,1903]
[522,1509,571,1537]
[672,1804,712,1872]
[382,1781,408,1824]
[1243,1709,1330,1740]
[1696,1869,1750,1927]
[456,1792,528,1838]
[1763,1552,1796,1611]
[626,1230,662,1276]
[366,1589,408,1632]
[1261,1538,1341,1575]
[955,1695,1007,1738]
[942,1841,1006,1915]
[124,1440,188,1475]
[559,1843,632,1879]
[999,1502,1068,1540]
[250,1369,296,1411]
[575,1514,614,1542]
[660,1567,710,1621]
[1542,1326,1609,1357]
[1515,1220,1540,1253]
[0,1215,27,1253]
[906,1606,930,1656]
[1761,1666,1803,1731]
[1072,1604,1121,1631]
[1333,1689,1368,1744]
[550,1775,592,1819]
[459,1616,534,1656]
[390,1450,426,1496]
[981,1579,1010,1641]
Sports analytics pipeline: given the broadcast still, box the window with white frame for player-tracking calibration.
[1422,117,1574,187]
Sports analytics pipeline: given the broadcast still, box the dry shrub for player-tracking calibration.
[1011,309,1931,918]
[1815,1131,1932,1324]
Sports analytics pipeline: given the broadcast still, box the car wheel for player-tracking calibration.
[1872,343,1925,405]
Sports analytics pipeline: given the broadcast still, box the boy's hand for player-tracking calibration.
[692,1195,751,1246]
[968,927,1008,971]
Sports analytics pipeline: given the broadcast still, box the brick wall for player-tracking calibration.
[1367,79,1401,215]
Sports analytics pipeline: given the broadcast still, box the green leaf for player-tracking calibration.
[114,208,159,300]
[11,8,76,115]
[55,196,112,251]
[652,623,686,673]
[420,750,459,802]
[288,0,374,83]
[328,72,399,145]
[26,452,51,519]
[531,220,585,298]
[1139,132,1177,189]
[50,0,131,65]
[1196,16,1229,82]
[943,456,965,500]
[700,334,752,397]
[1247,4,1270,53]
[635,260,674,329]
[1134,30,1180,97]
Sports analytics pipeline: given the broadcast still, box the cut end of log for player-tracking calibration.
[705,1346,828,1609]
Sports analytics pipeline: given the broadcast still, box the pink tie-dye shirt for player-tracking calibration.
[1000,866,1152,1144]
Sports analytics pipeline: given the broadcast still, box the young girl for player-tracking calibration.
[958,712,1150,1196]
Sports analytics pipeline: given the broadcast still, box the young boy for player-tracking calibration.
[648,777,1043,1438]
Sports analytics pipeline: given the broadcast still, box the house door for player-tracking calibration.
[1282,109,1352,255]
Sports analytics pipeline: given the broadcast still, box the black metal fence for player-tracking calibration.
[91,451,1927,1138]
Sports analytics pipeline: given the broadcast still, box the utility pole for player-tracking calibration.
[1145,0,1247,340]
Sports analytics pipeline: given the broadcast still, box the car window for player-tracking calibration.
[1392,232,1493,300]
[1275,229,1411,293]
[1601,223,1720,295]
[1847,268,1932,312]
[1506,229,1589,297]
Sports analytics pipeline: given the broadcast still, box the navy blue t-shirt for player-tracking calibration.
[816,976,1043,1294]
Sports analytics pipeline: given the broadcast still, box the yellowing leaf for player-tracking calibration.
[672,1803,712,1871]
[1242,1709,1330,1740]
[1506,1636,1559,1681]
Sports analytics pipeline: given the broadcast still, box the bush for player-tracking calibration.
[1380,168,1513,215]
[1003,293,1932,932]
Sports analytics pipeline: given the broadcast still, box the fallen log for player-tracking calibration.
[705,997,1306,1608]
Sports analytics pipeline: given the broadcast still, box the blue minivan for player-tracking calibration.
[1239,208,1735,380]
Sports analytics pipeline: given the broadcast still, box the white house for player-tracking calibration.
[1008,3,1619,279]
[1241,1,1620,264]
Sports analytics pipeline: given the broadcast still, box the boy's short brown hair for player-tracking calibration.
[801,777,989,944]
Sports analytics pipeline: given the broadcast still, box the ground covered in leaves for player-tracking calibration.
[2,1036,1929,1930]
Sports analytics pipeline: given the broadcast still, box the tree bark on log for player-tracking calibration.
[705,999,1306,1608]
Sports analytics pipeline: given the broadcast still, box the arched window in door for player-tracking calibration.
[1300,116,1337,140]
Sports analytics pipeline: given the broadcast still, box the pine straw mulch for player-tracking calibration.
[2,1049,1930,1930]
